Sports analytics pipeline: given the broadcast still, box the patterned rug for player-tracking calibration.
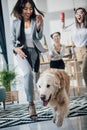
[0,96,87,128]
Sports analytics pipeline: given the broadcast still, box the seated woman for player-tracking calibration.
[49,32,65,69]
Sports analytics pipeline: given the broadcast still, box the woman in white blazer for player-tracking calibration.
[11,0,46,119]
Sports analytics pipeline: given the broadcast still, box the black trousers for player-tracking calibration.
[50,59,65,69]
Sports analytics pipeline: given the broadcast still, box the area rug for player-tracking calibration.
[0,95,87,128]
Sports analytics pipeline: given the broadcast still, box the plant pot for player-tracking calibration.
[6,90,19,103]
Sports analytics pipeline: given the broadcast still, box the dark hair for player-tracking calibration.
[11,0,44,19]
[50,32,61,39]
[75,7,87,28]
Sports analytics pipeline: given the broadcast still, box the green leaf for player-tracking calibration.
[0,69,16,91]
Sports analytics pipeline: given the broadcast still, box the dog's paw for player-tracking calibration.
[56,116,63,127]
[57,119,63,127]
[52,117,56,123]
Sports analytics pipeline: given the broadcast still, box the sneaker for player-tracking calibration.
[28,104,37,119]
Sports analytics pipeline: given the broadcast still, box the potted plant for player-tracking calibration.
[0,69,16,91]
[0,69,19,103]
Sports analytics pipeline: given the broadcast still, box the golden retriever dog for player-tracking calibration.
[37,68,70,127]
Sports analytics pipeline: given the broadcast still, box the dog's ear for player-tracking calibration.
[60,77,65,89]
[54,75,61,89]
[55,71,65,89]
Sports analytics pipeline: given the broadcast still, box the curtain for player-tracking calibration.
[0,0,8,65]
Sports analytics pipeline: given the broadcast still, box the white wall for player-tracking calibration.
[47,0,73,12]
[47,0,87,12]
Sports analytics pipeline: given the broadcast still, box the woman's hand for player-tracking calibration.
[49,54,54,58]
[13,45,27,58]
[36,15,43,31]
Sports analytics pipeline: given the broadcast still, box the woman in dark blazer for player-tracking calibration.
[11,0,46,119]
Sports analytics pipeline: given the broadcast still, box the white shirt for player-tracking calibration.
[72,27,87,47]
[49,45,65,61]
[25,27,34,48]
[64,23,87,47]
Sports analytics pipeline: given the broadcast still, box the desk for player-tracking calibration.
[64,58,83,96]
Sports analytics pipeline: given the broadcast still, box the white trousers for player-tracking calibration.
[14,54,34,102]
